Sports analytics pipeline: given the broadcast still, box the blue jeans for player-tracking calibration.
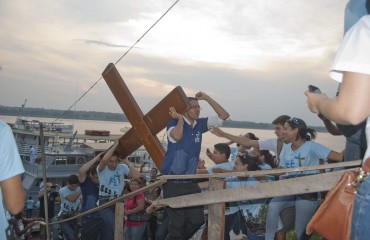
[123,222,147,240]
[351,176,370,239]
[265,195,319,240]
[60,219,77,240]
[99,207,115,240]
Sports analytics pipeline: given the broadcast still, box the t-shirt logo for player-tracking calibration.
[194,131,200,143]
[109,172,121,187]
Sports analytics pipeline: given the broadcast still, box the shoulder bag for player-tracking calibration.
[126,195,150,222]
[306,166,368,240]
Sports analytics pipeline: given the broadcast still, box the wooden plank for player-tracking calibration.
[158,160,362,180]
[207,178,225,240]
[102,63,190,169]
[115,202,124,240]
[155,169,356,208]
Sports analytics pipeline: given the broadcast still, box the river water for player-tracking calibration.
[1,115,346,168]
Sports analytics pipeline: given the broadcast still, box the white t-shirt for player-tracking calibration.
[258,138,278,154]
[0,121,25,239]
[97,164,130,198]
[329,15,370,161]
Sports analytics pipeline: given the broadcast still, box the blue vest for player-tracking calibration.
[162,117,208,175]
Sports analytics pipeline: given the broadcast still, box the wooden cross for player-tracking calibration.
[102,63,190,169]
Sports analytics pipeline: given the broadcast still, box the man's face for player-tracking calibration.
[91,173,99,184]
[184,99,200,121]
[107,155,119,170]
[274,124,285,139]
[150,168,157,177]
[68,183,78,191]
[283,122,297,142]
[212,149,226,164]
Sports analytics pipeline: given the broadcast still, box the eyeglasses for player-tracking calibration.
[190,105,201,109]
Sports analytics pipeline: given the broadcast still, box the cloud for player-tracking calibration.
[73,39,133,49]
[0,0,348,127]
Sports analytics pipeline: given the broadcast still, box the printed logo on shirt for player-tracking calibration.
[108,172,122,187]
[194,131,201,143]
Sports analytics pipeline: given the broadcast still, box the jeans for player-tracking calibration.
[40,217,60,240]
[156,210,169,240]
[224,212,238,240]
[163,182,205,240]
[148,214,158,240]
[351,176,370,239]
[98,207,115,240]
[60,219,78,240]
[123,222,147,240]
[265,195,319,240]
[81,216,104,240]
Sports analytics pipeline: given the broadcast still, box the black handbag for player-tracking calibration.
[126,195,150,222]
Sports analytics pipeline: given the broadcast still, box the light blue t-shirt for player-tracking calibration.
[279,141,331,177]
[58,186,82,216]
[226,176,266,217]
[207,161,234,174]
[26,199,34,209]
[97,164,130,198]
[0,121,25,239]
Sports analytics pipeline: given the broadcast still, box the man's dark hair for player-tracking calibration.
[68,174,79,185]
[214,143,231,160]
[112,150,120,157]
[272,115,291,126]
[367,0,370,14]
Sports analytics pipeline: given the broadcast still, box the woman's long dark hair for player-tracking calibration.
[286,117,317,141]
[259,150,278,168]
[238,154,260,171]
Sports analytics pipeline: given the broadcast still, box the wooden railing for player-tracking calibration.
[41,160,360,240]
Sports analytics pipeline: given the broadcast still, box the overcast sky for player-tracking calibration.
[0,0,348,126]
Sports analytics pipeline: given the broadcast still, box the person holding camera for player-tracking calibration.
[38,182,60,240]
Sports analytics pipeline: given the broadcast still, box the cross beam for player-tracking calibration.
[102,63,190,169]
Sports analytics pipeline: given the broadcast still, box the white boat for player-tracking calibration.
[10,116,158,195]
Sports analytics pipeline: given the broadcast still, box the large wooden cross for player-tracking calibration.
[102,63,190,169]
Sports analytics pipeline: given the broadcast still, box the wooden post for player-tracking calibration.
[207,178,226,240]
[115,202,125,240]
[39,123,51,240]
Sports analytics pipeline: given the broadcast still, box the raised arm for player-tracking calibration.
[98,140,119,172]
[318,114,342,136]
[195,92,229,120]
[122,157,140,180]
[168,107,184,142]
[306,72,370,125]
[210,128,259,149]
[79,152,103,183]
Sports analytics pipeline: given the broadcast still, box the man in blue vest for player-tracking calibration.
[162,91,229,240]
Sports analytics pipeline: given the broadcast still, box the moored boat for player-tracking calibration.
[10,116,158,196]
[85,129,110,136]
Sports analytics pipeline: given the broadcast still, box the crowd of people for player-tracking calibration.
[1,0,369,240]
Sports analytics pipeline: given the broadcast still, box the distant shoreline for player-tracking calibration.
[0,105,328,132]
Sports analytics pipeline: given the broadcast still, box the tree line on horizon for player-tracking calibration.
[0,105,327,132]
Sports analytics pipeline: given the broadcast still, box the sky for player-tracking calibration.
[0,0,349,126]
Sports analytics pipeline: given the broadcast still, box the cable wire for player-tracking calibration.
[53,0,180,123]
